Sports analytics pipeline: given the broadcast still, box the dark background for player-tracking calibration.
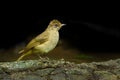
[0,15,120,52]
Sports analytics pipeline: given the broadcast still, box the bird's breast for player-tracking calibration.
[35,30,59,53]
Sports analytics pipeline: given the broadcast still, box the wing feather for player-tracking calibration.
[19,31,49,54]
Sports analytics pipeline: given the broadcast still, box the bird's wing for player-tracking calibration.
[19,31,49,54]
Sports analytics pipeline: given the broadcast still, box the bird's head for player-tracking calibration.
[48,19,65,30]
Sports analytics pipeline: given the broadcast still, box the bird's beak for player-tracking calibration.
[61,24,66,26]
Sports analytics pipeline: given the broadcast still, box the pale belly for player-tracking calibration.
[34,31,59,54]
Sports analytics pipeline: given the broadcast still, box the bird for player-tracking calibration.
[17,19,65,61]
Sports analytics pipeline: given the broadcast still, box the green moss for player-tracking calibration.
[76,54,94,59]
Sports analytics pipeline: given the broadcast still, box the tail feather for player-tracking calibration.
[17,50,32,61]
[18,50,24,54]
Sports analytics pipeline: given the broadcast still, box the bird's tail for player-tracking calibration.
[17,50,32,61]
[18,50,24,54]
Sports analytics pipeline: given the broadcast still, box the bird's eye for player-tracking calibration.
[54,24,59,27]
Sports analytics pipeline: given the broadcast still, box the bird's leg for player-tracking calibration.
[36,54,42,59]
[17,50,32,61]
[36,53,49,60]
[42,54,49,60]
